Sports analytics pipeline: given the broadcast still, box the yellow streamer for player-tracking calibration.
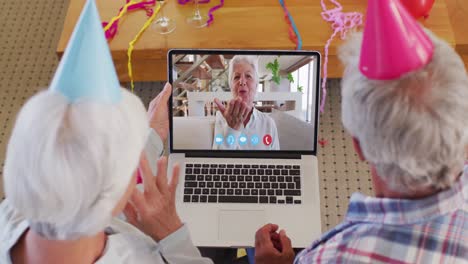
[103,1,138,32]
[127,2,162,92]
[237,248,247,258]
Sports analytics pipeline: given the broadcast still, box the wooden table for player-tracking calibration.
[57,0,455,82]
[445,0,468,71]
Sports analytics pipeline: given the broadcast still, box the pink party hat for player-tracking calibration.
[359,0,434,80]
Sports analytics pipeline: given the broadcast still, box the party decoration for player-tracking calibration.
[50,0,121,103]
[178,0,210,4]
[207,0,224,26]
[178,0,223,26]
[400,0,435,19]
[127,2,162,91]
[137,170,143,184]
[279,0,302,50]
[318,138,328,148]
[319,0,363,113]
[359,0,434,80]
[103,0,156,40]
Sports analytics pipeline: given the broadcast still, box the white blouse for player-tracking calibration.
[212,108,280,150]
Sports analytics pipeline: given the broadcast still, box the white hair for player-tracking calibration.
[228,55,260,85]
[4,88,148,240]
[339,30,468,193]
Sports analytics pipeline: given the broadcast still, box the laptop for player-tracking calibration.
[167,49,322,248]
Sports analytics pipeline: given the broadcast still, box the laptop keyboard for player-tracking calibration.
[183,163,302,204]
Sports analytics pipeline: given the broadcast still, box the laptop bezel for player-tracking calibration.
[167,49,321,158]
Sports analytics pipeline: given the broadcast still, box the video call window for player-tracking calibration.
[170,52,319,152]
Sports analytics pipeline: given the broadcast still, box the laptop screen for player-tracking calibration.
[168,50,320,155]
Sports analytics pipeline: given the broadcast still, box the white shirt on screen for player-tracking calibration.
[212,108,280,150]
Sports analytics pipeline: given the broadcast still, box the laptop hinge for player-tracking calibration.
[184,152,302,159]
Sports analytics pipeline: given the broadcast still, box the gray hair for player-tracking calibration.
[4,88,148,240]
[228,55,260,85]
[339,30,468,193]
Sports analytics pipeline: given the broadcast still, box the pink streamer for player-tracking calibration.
[178,0,223,26]
[320,0,363,113]
[207,0,224,26]
[136,169,143,184]
[178,0,210,4]
[102,0,155,40]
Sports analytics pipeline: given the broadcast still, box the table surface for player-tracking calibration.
[57,0,456,82]
[445,0,468,70]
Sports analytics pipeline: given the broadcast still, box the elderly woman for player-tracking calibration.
[212,55,280,150]
[0,84,213,264]
[0,1,213,262]
[253,8,468,264]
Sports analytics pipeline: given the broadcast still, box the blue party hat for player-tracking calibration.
[49,0,121,103]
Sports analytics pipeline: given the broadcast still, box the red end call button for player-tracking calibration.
[263,134,272,146]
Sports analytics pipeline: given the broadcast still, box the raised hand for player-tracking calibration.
[123,155,182,241]
[214,97,251,130]
[148,83,172,141]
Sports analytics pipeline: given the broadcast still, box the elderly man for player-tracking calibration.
[254,1,468,263]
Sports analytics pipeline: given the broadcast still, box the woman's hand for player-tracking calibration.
[148,83,172,142]
[124,155,182,241]
[214,97,251,130]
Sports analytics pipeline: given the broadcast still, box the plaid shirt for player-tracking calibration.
[295,166,468,263]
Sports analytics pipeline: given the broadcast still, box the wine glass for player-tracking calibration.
[152,0,176,34]
[186,0,208,28]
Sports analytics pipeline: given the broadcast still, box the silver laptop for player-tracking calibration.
[167,49,322,248]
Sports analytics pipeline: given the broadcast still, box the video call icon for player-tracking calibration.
[250,134,260,146]
[226,134,235,145]
[239,134,248,146]
[263,134,272,146]
[214,134,224,145]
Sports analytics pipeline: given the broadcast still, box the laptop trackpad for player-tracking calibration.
[218,210,266,242]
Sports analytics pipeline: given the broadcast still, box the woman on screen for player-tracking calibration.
[212,55,280,150]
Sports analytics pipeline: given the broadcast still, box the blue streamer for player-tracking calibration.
[279,0,303,50]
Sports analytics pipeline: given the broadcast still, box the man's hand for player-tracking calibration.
[148,83,172,141]
[214,97,251,130]
[255,224,295,264]
[123,155,182,241]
